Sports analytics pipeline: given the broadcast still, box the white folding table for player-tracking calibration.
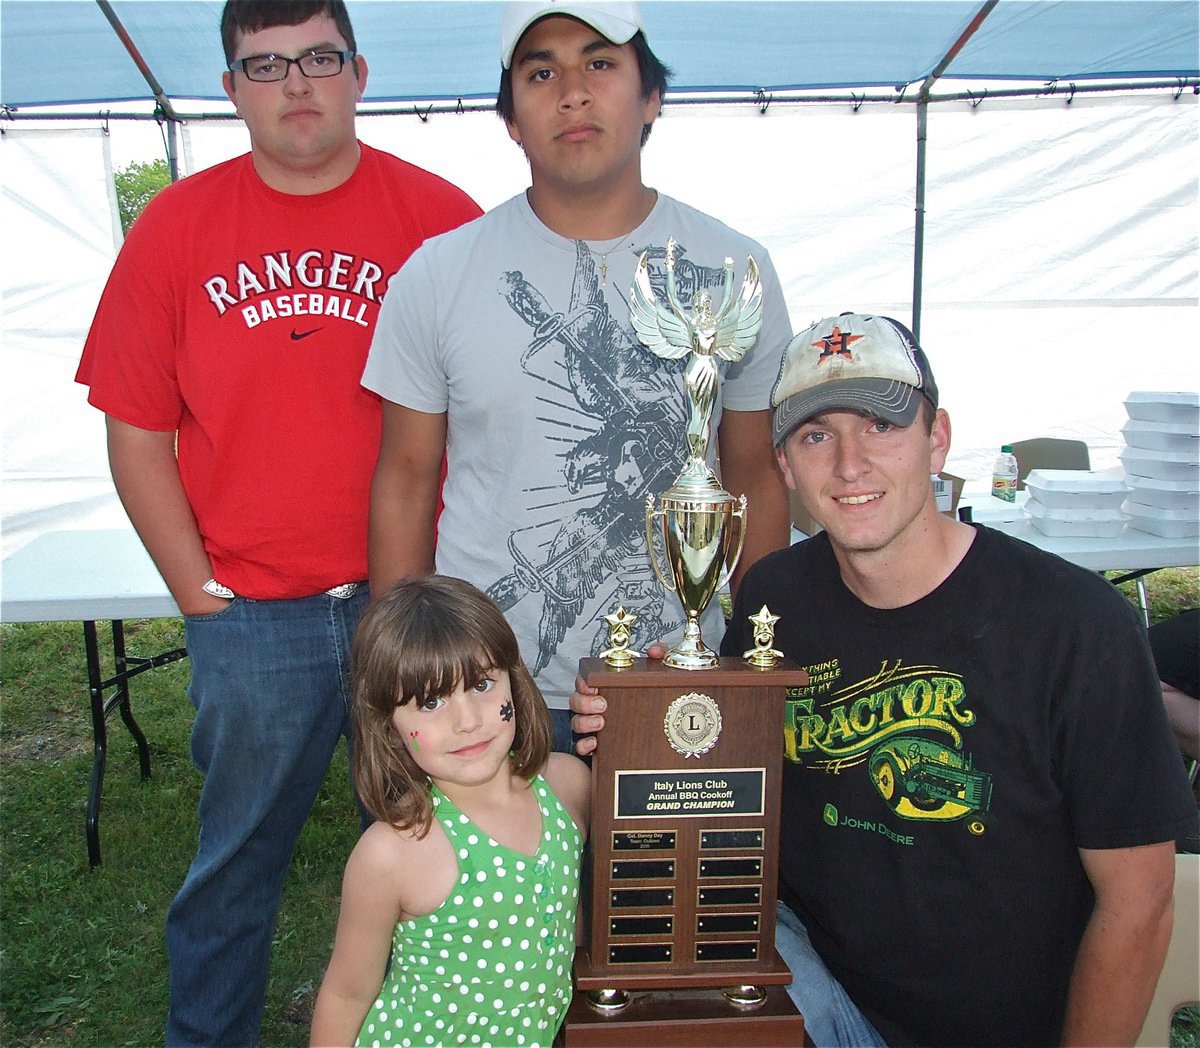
[2,529,183,866]
[957,492,1199,573]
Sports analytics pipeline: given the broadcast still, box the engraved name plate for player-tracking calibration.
[613,831,677,852]
[697,885,762,907]
[610,944,673,965]
[696,942,759,963]
[698,857,763,879]
[700,829,764,851]
[696,914,760,934]
[611,859,676,880]
[611,887,675,908]
[615,769,765,819]
[611,916,674,937]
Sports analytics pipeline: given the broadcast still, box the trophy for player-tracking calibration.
[564,241,809,1045]
[635,239,760,669]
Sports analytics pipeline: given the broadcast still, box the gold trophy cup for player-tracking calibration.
[633,238,761,668]
[644,488,745,668]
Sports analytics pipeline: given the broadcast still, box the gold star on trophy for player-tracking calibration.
[743,605,783,667]
[600,606,643,668]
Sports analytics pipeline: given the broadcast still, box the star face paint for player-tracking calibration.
[500,700,514,723]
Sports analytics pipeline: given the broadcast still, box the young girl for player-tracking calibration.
[310,576,590,1048]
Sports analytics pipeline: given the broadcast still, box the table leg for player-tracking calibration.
[112,619,152,779]
[84,620,111,868]
[1108,568,1153,627]
[82,619,187,868]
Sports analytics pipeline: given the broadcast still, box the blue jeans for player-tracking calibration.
[776,901,888,1047]
[549,706,575,755]
[166,588,368,1046]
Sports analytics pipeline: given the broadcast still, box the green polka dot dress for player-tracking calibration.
[356,774,583,1047]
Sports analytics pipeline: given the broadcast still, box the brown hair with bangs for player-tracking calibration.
[351,575,552,835]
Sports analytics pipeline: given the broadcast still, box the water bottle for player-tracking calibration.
[992,445,1018,502]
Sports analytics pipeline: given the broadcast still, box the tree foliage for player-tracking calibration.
[113,158,170,233]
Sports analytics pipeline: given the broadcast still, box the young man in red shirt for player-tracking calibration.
[76,3,481,1042]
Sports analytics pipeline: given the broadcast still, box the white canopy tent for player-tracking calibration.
[1,1,1197,556]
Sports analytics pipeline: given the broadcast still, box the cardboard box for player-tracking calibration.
[937,472,964,517]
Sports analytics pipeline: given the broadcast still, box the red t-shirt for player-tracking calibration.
[77,145,480,598]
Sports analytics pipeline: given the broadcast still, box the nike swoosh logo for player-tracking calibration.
[290,327,322,341]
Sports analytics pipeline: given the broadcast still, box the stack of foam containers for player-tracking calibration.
[1024,469,1129,537]
[1120,392,1200,539]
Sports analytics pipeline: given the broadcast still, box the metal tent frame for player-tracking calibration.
[3,0,1197,334]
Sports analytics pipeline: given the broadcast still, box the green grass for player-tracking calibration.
[1109,565,1200,625]
[0,619,358,1046]
[2,567,1197,1045]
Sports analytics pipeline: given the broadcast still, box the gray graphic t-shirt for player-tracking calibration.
[364,193,791,707]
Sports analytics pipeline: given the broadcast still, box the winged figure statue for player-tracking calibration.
[630,237,763,481]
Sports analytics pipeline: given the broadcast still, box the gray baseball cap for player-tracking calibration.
[772,312,939,446]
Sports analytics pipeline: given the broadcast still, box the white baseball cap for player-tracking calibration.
[772,312,940,446]
[501,1,647,69]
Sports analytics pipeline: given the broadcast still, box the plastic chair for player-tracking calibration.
[1134,852,1200,1047]
[1008,437,1090,490]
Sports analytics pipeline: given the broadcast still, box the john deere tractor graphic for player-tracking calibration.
[868,736,992,833]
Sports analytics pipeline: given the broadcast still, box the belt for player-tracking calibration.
[203,579,364,600]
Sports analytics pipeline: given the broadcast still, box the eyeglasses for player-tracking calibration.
[229,50,355,83]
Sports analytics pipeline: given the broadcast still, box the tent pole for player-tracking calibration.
[95,0,177,118]
[913,100,928,340]
[165,118,180,183]
[95,0,182,179]
[912,0,998,340]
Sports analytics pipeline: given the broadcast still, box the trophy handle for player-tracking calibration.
[644,493,677,593]
[717,495,748,593]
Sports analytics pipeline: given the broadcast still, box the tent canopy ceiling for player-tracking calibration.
[2,0,1197,111]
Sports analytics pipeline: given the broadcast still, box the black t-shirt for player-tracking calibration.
[724,525,1197,1047]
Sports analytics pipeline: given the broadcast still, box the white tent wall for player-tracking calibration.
[1,127,130,558]
[921,93,1199,481]
[1,90,1196,556]
[172,90,1200,480]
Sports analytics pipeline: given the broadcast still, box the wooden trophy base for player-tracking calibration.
[565,656,810,1045]
[577,657,806,991]
[561,981,809,1047]
[574,946,792,991]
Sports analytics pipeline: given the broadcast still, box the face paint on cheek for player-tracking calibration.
[500,700,514,723]
[408,730,420,752]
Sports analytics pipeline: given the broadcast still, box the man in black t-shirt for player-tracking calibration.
[573,313,1198,1046]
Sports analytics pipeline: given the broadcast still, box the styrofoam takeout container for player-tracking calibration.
[1123,501,1200,538]
[1122,419,1200,453]
[1125,474,1200,512]
[1025,497,1127,537]
[1120,446,1200,482]
[1124,391,1200,427]
[1024,469,1127,510]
